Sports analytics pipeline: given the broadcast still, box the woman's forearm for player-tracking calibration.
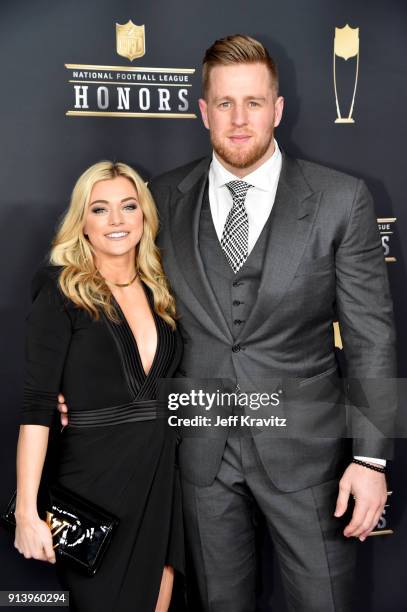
[15,425,50,519]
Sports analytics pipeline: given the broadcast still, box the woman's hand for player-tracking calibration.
[15,425,52,561]
[15,513,56,563]
[58,394,69,427]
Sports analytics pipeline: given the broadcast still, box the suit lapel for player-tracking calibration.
[169,158,233,343]
[237,154,322,342]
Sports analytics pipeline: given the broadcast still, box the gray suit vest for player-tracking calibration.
[198,182,273,353]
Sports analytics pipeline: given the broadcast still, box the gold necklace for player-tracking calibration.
[102,270,139,288]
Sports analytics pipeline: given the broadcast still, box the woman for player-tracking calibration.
[14,161,184,611]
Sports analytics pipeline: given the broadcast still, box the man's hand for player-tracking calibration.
[334,462,387,541]
[57,394,68,427]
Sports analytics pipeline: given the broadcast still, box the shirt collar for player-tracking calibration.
[210,139,281,192]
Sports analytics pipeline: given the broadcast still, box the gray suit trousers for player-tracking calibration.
[181,434,357,612]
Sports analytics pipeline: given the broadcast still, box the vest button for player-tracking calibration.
[234,319,243,325]
[232,344,241,353]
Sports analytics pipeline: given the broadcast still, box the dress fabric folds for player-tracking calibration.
[21,266,184,612]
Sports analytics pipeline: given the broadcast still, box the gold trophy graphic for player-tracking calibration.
[333,25,359,123]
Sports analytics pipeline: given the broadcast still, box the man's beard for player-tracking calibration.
[211,132,274,170]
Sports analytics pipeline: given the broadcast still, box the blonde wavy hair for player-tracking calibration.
[50,161,176,329]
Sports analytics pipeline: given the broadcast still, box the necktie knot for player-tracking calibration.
[225,180,253,202]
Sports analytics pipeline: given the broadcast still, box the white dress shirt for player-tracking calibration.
[207,141,385,468]
[208,139,282,253]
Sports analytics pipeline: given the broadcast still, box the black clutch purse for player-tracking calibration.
[1,484,119,576]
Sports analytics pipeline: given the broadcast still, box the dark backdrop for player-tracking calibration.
[1,1,406,610]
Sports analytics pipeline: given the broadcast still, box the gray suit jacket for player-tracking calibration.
[149,153,396,491]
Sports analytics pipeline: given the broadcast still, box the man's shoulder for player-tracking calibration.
[149,156,209,191]
[293,156,361,195]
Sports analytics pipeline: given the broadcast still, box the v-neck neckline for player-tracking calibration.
[112,283,159,379]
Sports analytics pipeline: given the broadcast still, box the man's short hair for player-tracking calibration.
[202,34,279,98]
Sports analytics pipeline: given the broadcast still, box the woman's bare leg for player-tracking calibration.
[154,566,175,612]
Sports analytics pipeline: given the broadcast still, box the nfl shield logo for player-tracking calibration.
[116,21,145,61]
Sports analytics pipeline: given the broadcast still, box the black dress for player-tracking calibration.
[21,266,184,612]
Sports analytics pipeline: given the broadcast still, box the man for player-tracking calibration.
[59,35,396,611]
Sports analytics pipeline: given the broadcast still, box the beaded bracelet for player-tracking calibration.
[352,458,386,473]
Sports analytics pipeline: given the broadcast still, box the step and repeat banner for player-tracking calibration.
[0,0,406,610]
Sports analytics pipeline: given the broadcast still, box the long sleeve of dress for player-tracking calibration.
[21,268,73,427]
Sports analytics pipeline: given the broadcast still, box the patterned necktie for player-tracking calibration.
[221,180,253,273]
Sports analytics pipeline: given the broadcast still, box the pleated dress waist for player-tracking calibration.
[68,399,167,428]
